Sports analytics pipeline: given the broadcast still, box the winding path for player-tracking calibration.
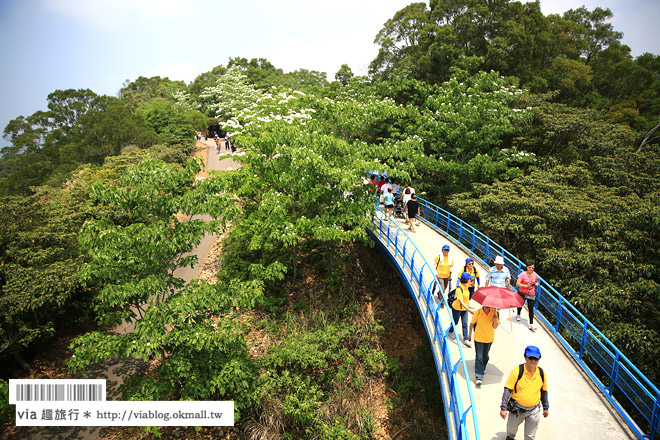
[20,139,236,440]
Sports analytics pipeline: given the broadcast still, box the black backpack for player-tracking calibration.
[514,364,545,393]
[447,285,464,306]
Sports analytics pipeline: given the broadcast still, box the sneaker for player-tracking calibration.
[529,324,537,331]
[463,339,472,348]
[476,379,483,386]
[448,332,456,339]
[516,314,521,322]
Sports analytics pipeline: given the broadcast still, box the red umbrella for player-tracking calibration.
[472,286,524,309]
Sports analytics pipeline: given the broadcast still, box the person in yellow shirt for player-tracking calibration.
[434,245,453,295]
[455,257,481,299]
[500,346,549,440]
[448,272,475,347]
[467,305,498,385]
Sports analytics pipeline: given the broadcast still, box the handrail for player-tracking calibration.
[367,206,480,440]
[416,197,660,440]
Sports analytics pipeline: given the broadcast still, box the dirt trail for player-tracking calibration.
[9,141,236,440]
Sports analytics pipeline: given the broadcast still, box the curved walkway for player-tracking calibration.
[371,210,636,440]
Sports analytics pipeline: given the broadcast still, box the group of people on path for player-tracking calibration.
[214,133,235,153]
[370,175,420,232]
[436,246,547,439]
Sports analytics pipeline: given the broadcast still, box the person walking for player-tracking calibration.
[406,194,419,233]
[500,345,549,440]
[517,262,540,330]
[434,244,453,295]
[402,187,412,225]
[448,272,475,347]
[383,187,395,219]
[456,257,481,299]
[485,255,511,288]
[467,304,499,385]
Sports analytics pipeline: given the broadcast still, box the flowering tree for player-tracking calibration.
[417,69,533,163]
[196,66,264,119]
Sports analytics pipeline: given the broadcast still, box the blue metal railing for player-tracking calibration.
[367,207,480,440]
[416,197,660,440]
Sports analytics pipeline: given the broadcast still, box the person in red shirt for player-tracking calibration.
[517,262,540,331]
[377,176,387,193]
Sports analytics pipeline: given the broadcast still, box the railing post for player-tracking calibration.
[555,298,563,332]
[458,222,464,243]
[410,253,416,282]
[471,233,476,253]
[418,269,424,295]
[651,393,659,440]
[485,239,490,263]
[447,212,451,234]
[608,352,621,396]
[579,319,589,360]
[394,231,399,259]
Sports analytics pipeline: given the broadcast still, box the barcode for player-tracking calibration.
[9,380,106,403]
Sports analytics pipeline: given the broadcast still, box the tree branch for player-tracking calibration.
[638,118,660,152]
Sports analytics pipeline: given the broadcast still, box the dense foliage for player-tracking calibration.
[2,0,659,436]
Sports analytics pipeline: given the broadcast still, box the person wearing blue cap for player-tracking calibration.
[434,245,454,296]
[448,272,475,347]
[500,346,549,440]
[456,257,481,299]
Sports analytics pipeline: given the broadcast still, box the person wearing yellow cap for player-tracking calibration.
[500,346,549,440]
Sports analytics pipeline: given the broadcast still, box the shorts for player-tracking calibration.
[385,204,394,209]
[409,213,417,219]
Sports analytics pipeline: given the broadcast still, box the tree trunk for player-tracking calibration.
[326,241,336,278]
[12,347,33,374]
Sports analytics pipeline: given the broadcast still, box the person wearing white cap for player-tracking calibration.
[485,255,511,289]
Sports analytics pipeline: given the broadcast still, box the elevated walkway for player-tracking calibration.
[368,201,656,439]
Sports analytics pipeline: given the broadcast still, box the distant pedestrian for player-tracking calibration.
[406,194,419,232]
[402,187,412,225]
[448,272,475,347]
[204,130,208,140]
[230,139,236,153]
[500,345,549,440]
[377,176,387,193]
[485,255,511,289]
[383,187,394,218]
[468,305,499,385]
[380,179,393,197]
[517,262,540,331]
[368,175,378,193]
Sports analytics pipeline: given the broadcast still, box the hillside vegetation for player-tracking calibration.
[1,1,659,438]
